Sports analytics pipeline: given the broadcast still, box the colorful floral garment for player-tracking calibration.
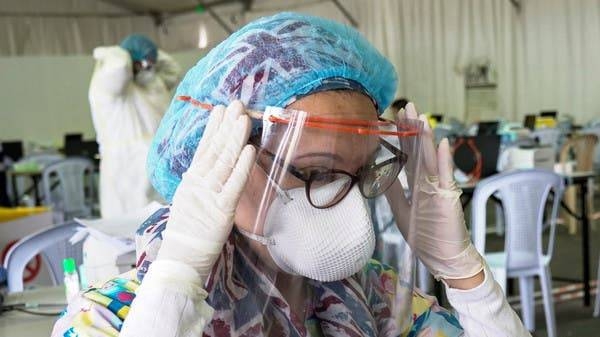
[52,207,463,337]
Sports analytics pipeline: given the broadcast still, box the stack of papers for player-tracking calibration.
[70,202,164,255]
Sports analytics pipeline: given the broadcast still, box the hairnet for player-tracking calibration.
[120,34,158,62]
[148,12,398,202]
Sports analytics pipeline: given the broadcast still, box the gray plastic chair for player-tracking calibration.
[8,152,64,206]
[42,158,95,222]
[22,152,64,166]
[471,169,564,337]
[3,221,83,293]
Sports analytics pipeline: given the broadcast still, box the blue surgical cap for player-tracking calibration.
[148,12,398,202]
[120,34,158,62]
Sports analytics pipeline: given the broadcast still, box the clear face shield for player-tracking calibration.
[233,106,424,335]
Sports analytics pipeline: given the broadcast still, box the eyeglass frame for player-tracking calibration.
[251,137,408,209]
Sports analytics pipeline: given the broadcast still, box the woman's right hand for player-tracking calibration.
[156,100,256,282]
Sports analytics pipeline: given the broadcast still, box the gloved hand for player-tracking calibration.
[156,100,256,282]
[155,50,182,90]
[401,103,483,281]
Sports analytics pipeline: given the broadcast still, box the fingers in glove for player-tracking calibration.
[405,102,418,119]
[190,105,226,167]
[194,101,249,178]
[220,145,256,210]
[438,138,455,189]
[224,100,246,121]
[210,114,253,187]
[397,107,406,120]
[405,102,438,177]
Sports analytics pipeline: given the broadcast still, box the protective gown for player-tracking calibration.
[89,46,180,217]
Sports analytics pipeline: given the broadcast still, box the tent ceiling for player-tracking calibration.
[99,0,238,14]
[0,0,258,16]
[101,0,220,13]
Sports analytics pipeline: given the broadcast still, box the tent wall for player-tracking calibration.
[0,50,205,148]
[1,0,600,147]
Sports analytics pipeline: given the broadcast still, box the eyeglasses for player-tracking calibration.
[253,138,408,209]
[177,96,415,208]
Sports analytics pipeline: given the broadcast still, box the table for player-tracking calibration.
[555,171,596,306]
[459,170,598,306]
[0,286,65,336]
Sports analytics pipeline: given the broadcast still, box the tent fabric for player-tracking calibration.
[1,0,600,123]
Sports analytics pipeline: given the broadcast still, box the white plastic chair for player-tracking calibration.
[8,152,64,205]
[42,158,95,222]
[3,221,83,293]
[22,152,64,166]
[471,169,564,337]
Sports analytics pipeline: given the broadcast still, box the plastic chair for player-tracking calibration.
[471,169,565,337]
[42,158,95,222]
[581,127,600,170]
[3,221,82,293]
[558,134,599,234]
[22,152,64,166]
[8,152,64,206]
[595,254,600,317]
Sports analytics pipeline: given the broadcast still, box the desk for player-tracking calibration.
[459,170,598,306]
[0,286,65,336]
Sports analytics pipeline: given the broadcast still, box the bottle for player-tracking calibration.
[63,258,80,303]
[78,264,88,289]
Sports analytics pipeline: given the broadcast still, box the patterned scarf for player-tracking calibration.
[201,234,398,337]
[136,207,400,337]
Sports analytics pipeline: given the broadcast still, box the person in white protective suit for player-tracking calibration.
[54,13,533,337]
[89,34,181,218]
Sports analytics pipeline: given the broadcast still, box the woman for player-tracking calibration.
[53,12,529,337]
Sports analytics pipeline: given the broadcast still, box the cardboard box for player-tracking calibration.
[505,146,556,171]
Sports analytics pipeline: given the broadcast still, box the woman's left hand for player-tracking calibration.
[404,103,484,288]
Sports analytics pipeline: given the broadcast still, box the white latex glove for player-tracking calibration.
[90,46,132,96]
[156,100,256,282]
[406,103,484,280]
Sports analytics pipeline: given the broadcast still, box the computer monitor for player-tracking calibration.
[523,114,537,130]
[65,139,99,165]
[540,110,557,119]
[477,121,499,136]
[1,141,24,162]
[64,133,83,148]
[79,141,99,162]
[452,135,501,179]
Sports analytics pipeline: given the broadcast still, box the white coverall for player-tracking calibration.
[89,46,180,218]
